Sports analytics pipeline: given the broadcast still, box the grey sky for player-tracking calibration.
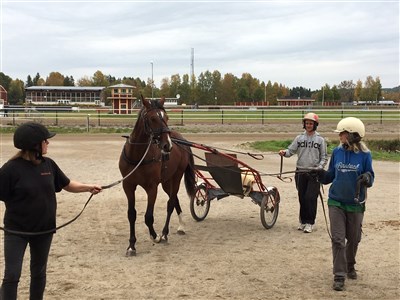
[1,0,399,90]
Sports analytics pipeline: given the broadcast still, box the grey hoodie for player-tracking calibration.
[284,131,327,170]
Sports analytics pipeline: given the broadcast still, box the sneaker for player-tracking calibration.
[333,279,345,291]
[347,269,357,280]
[303,223,313,233]
[298,223,306,231]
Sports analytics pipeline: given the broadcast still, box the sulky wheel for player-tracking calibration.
[190,183,210,221]
[260,188,280,229]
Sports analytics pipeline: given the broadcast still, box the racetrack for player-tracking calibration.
[0,128,399,300]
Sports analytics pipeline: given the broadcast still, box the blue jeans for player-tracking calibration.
[0,233,53,300]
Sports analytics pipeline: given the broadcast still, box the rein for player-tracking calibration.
[0,135,154,236]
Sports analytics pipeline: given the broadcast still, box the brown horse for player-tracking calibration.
[119,96,196,256]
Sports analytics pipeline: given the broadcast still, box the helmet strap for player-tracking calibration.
[303,121,318,131]
[33,144,44,161]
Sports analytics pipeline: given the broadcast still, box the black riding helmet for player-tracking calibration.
[14,122,56,150]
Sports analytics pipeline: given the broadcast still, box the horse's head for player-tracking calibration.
[141,95,173,153]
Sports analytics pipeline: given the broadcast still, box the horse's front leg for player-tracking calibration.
[161,196,176,242]
[144,186,160,243]
[125,184,137,257]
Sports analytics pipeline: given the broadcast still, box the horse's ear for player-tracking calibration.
[160,97,165,106]
[141,94,150,109]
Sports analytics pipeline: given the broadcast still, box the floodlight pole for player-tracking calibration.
[150,61,154,100]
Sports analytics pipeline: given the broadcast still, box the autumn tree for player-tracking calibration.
[360,76,382,102]
[76,76,93,86]
[92,70,109,86]
[8,79,25,104]
[160,77,171,97]
[45,72,65,86]
[220,73,237,104]
[354,80,363,101]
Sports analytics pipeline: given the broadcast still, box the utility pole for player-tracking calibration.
[150,61,154,100]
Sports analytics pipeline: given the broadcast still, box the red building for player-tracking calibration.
[0,85,8,106]
[108,84,136,114]
[277,97,315,107]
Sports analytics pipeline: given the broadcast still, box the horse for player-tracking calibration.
[118,95,196,256]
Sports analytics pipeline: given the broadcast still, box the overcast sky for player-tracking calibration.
[0,0,398,90]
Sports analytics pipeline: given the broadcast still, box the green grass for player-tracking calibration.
[248,139,400,162]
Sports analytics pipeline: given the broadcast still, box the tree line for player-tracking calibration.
[0,70,398,106]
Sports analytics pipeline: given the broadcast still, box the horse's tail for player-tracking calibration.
[184,147,197,200]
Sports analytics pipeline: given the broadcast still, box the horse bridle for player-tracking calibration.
[141,107,171,144]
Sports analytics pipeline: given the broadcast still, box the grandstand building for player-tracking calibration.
[25,86,106,106]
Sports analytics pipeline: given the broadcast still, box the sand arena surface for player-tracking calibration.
[0,127,399,299]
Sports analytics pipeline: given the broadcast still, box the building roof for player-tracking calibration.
[277,98,315,102]
[108,83,136,88]
[25,86,105,91]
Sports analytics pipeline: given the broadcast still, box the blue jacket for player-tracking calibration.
[321,145,374,205]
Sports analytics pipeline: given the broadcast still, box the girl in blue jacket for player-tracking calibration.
[318,117,374,292]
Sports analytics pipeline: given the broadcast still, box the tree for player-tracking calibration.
[220,73,237,104]
[237,86,249,102]
[238,73,259,102]
[289,86,311,98]
[196,70,214,104]
[265,81,274,104]
[211,70,222,104]
[179,74,192,104]
[45,72,65,86]
[92,70,109,86]
[360,76,381,102]
[0,72,12,91]
[338,80,355,102]
[26,75,33,87]
[354,80,363,101]
[8,79,25,105]
[76,76,93,86]
[160,77,171,97]
[63,76,75,86]
[32,73,42,86]
[169,74,181,99]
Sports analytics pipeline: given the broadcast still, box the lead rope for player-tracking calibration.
[0,135,154,236]
[319,187,332,240]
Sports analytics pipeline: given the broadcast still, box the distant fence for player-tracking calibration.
[1,108,399,131]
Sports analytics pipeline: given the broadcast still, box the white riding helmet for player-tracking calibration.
[303,112,319,124]
[334,117,365,138]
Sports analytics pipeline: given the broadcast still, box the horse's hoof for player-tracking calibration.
[126,248,136,257]
[161,235,169,243]
[177,229,186,235]
[152,235,162,243]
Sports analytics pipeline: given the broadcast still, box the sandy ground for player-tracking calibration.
[0,126,399,300]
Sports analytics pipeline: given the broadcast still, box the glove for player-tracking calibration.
[357,172,372,187]
[310,169,327,182]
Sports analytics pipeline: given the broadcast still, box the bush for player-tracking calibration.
[366,139,400,152]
